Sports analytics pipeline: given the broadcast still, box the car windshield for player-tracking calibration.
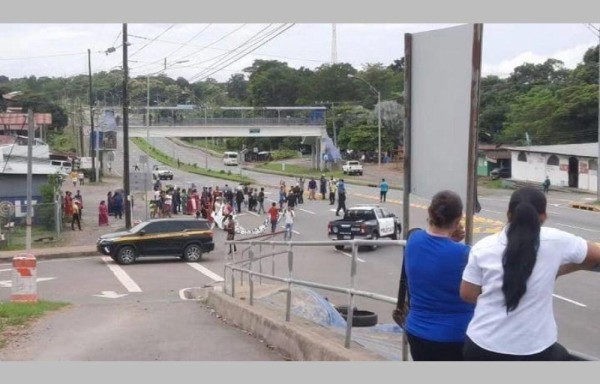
[128,221,149,233]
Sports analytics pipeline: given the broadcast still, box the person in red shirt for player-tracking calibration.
[267,202,279,234]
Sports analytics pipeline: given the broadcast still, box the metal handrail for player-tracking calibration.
[223,238,406,354]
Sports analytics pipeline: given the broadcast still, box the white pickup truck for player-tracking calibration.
[152,165,174,180]
[342,160,363,176]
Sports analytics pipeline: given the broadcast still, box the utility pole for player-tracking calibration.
[88,49,97,182]
[26,109,33,251]
[122,23,132,229]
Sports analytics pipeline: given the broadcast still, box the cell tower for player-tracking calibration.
[331,23,337,64]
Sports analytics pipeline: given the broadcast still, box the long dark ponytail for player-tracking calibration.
[502,187,546,313]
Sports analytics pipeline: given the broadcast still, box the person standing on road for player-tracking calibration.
[336,179,347,217]
[225,215,237,255]
[268,202,279,234]
[296,177,305,204]
[78,171,85,186]
[308,178,317,200]
[71,199,82,231]
[328,177,337,205]
[319,175,327,200]
[257,187,266,214]
[98,200,109,226]
[542,176,550,194]
[112,192,123,219]
[283,207,296,241]
[379,178,389,203]
[404,190,473,361]
[460,187,600,361]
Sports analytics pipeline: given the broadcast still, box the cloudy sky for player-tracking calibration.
[0,23,598,83]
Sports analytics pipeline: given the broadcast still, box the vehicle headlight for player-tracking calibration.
[333,227,338,233]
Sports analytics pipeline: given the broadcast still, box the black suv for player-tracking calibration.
[490,167,511,180]
[96,218,215,265]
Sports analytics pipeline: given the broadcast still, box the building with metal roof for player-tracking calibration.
[507,142,598,192]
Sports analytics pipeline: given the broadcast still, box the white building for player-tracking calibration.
[507,143,598,192]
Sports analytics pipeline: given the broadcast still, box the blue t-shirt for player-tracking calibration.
[404,229,474,343]
[380,181,389,192]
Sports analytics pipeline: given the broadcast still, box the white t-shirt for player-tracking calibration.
[462,226,587,355]
[284,210,295,225]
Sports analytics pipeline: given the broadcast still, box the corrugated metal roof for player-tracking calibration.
[507,142,599,158]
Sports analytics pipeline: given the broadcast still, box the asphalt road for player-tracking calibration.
[3,133,599,360]
[137,137,600,359]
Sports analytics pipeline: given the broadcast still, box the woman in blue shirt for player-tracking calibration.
[404,190,474,360]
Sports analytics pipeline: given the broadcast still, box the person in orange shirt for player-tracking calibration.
[268,202,279,234]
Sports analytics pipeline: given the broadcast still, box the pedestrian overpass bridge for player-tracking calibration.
[123,107,331,169]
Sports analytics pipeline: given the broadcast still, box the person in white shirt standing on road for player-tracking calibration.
[283,207,296,241]
[460,187,600,361]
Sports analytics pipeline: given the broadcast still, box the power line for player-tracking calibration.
[129,24,176,58]
[191,24,295,82]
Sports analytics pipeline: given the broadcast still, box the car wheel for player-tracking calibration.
[183,243,203,262]
[391,225,401,240]
[116,245,136,265]
[334,245,344,251]
[370,232,379,251]
[336,307,378,327]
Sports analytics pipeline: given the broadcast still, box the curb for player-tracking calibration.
[569,202,600,212]
[0,248,98,262]
[203,287,388,361]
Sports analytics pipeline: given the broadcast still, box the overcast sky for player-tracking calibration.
[0,23,598,83]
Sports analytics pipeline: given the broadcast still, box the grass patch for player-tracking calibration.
[184,138,228,154]
[0,225,63,251]
[478,178,504,189]
[255,162,348,180]
[131,138,255,185]
[0,300,69,347]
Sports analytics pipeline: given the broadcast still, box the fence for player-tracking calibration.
[0,201,62,250]
[224,235,596,361]
[224,235,409,358]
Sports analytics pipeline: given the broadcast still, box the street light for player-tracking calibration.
[348,74,382,167]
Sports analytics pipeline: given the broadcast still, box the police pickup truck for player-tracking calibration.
[327,205,401,250]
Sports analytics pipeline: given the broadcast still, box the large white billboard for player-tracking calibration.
[408,24,479,204]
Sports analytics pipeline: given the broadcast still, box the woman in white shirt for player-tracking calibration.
[283,208,295,241]
[460,187,600,360]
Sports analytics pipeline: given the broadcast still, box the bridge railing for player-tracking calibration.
[128,116,324,126]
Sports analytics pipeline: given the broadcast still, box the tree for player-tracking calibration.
[226,73,248,102]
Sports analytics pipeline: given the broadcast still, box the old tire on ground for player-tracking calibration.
[334,245,345,251]
[116,245,136,265]
[336,307,378,327]
[183,243,203,262]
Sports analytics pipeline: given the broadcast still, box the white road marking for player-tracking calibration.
[246,211,260,217]
[554,223,597,232]
[299,208,315,214]
[186,263,224,282]
[93,291,128,299]
[0,268,12,273]
[101,256,142,292]
[553,294,586,307]
[339,251,366,263]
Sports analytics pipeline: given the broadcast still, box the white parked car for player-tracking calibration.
[342,161,363,176]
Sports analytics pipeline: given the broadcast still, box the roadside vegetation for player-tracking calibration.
[0,301,69,348]
[131,138,255,185]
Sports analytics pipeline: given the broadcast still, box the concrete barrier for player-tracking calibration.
[204,286,387,361]
[11,253,38,303]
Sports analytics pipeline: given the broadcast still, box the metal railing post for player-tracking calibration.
[230,248,236,298]
[285,244,293,322]
[249,244,254,306]
[344,240,358,348]
[259,243,263,285]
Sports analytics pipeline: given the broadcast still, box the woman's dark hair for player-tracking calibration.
[427,190,463,229]
[502,187,546,313]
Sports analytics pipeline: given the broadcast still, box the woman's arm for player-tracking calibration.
[460,280,481,304]
[558,241,600,276]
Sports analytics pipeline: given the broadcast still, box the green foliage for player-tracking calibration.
[270,149,297,161]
